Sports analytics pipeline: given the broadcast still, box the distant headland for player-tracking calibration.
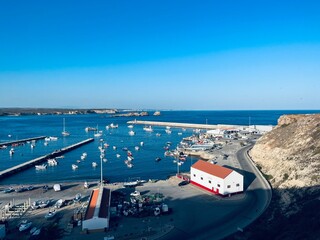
[0,108,161,117]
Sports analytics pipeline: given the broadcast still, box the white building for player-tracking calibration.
[82,187,111,232]
[190,160,243,196]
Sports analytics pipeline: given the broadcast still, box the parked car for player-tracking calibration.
[178,180,189,186]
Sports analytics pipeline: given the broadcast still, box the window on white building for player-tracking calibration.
[193,174,196,177]
[227,185,231,188]
[200,177,203,180]
[217,184,220,187]
[236,183,240,187]
[209,180,211,184]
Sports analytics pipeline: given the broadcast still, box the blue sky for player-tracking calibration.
[0,0,320,110]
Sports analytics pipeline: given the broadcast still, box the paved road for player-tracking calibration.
[159,144,272,240]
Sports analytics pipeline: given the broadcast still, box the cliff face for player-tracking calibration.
[250,114,320,211]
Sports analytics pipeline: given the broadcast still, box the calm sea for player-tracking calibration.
[0,110,319,185]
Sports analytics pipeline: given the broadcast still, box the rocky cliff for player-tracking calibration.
[250,114,320,212]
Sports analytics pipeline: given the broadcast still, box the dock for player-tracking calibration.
[0,136,47,148]
[0,138,94,180]
[127,120,229,130]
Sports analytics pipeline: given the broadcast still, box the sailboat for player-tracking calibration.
[62,118,70,136]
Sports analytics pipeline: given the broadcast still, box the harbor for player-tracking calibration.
[0,138,94,180]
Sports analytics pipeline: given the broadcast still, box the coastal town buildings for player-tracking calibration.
[190,160,243,196]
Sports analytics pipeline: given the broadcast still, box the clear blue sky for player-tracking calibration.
[0,0,320,110]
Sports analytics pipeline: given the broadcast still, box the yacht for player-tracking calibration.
[128,130,135,136]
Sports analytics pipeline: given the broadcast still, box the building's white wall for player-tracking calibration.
[222,171,244,195]
[191,167,243,195]
[191,167,224,193]
[82,217,108,231]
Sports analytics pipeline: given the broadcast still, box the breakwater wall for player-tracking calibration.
[0,136,47,148]
[0,138,94,180]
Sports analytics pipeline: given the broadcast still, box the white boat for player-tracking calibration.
[128,130,135,136]
[116,154,121,158]
[165,129,172,134]
[156,133,161,137]
[92,162,98,167]
[35,164,47,170]
[62,118,70,136]
[9,148,14,155]
[184,143,215,151]
[84,181,89,189]
[19,221,32,231]
[166,126,171,129]
[140,141,144,146]
[143,126,153,132]
[113,146,117,150]
[47,158,58,166]
[94,131,102,138]
[85,127,97,132]
[128,125,134,128]
[109,123,118,128]
[178,132,183,135]
[49,136,58,141]
[130,190,140,197]
[134,146,140,151]
[72,164,78,170]
[123,181,139,187]
[103,158,107,163]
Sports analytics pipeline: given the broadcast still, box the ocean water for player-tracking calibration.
[0,110,319,185]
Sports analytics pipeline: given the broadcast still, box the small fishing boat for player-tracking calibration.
[134,146,140,151]
[113,146,117,150]
[85,127,97,132]
[128,125,134,128]
[92,162,98,167]
[47,159,58,166]
[103,158,107,163]
[116,154,121,158]
[35,164,47,170]
[109,123,118,128]
[9,148,14,155]
[72,164,78,170]
[155,157,162,162]
[128,130,135,136]
[156,133,161,137]
[143,126,153,132]
[165,129,172,134]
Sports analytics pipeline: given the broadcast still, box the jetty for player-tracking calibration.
[127,120,222,130]
[0,136,46,148]
[0,138,94,180]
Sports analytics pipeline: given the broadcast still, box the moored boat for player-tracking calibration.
[72,164,78,170]
[35,164,47,170]
[143,126,153,132]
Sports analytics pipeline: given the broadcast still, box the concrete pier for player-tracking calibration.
[0,138,94,180]
[127,120,226,130]
[0,136,46,148]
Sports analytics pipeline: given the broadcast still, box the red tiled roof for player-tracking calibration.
[191,160,233,179]
[85,189,99,220]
